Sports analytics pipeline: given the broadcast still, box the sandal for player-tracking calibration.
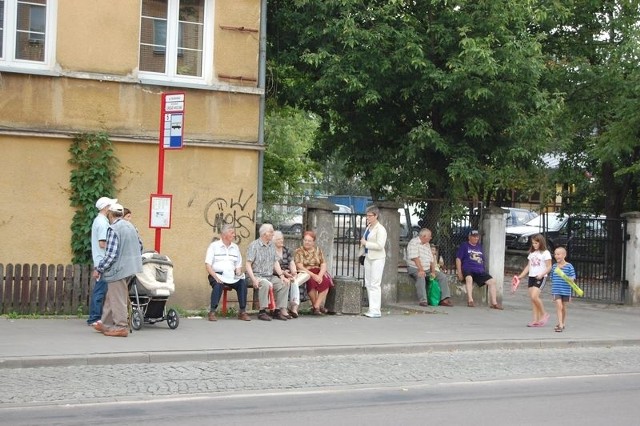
[290,311,299,319]
[554,325,564,332]
[539,313,550,326]
[312,307,324,316]
[467,301,475,307]
[490,303,503,310]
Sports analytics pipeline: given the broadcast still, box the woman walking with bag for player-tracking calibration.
[359,205,387,318]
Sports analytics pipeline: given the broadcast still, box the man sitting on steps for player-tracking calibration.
[455,230,502,310]
[405,228,453,307]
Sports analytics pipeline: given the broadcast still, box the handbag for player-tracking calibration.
[359,255,365,266]
[427,277,441,306]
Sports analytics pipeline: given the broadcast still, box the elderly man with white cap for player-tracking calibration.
[93,203,143,337]
[87,196,117,326]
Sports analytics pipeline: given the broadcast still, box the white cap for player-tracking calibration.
[108,203,124,213]
[95,197,117,210]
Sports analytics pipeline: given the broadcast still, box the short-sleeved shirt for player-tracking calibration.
[294,246,325,269]
[527,250,551,277]
[91,213,109,267]
[246,238,277,277]
[205,240,242,274]
[550,262,576,297]
[456,241,486,274]
[405,236,432,270]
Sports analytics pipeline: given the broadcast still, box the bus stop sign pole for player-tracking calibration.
[152,92,185,252]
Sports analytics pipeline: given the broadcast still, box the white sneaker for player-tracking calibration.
[363,312,381,318]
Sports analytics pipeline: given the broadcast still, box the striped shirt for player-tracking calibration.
[405,237,433,271]
[205,239,242,273]
[550,262,576,297]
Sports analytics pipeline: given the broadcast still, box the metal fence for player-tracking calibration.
[331,210,479,280]
[566,216,627,303]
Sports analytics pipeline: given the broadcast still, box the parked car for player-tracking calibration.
[505,212,568,250]
[277,204,354,237]
[276,207,304,235]
[451,207,537,243]
[505,208,538,227]
[333,204,353,237]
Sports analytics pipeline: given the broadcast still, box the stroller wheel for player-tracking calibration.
[167,308,180,329]
[131,309,143,331]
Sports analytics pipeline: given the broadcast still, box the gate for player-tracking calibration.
[333,212,366,281]
[566,216,627,303]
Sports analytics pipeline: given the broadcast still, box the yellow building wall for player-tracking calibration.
[0,74,259,142]
[115,142,260,310]
[0,0,264,310]
[215,0,261,85]
[0,134,260,310]
[56,0,141,74]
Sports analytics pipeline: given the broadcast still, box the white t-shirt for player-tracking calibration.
[528,250,551,277]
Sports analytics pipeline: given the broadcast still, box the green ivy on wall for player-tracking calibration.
[68,132,119,264]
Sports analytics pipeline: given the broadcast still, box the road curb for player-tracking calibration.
[3,338,639,369]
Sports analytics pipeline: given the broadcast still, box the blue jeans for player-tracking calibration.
[87,278,107,324]
[209,277,248,312]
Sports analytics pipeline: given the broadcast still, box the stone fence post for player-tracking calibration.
[622,211,640,305]
[482,206,507,304]
[376,201,402,306]
[305,198,336,272]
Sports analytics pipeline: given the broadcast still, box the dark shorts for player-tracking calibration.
[463,271,493,286]
[553,294,571,302]
[528,276,547,289]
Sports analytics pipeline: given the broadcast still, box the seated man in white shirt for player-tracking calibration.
[205,224,251,321]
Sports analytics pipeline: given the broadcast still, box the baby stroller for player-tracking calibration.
[128,250,179,330]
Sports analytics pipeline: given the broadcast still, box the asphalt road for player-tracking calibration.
[2,345,640,423]
[2,360,639,425]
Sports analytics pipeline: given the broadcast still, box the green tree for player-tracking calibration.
[263,104,320,202]
[541,0,640,217]
[268,0,563,205]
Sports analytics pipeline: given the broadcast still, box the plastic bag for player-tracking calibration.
[428,277,441,306]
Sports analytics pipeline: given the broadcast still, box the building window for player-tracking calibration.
[139,0,210,82]
[0,0,55,69]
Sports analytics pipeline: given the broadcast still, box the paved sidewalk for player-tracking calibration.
[1,286,639,369]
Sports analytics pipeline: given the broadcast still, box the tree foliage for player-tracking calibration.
[263,104,320,202]
[541,0,640,217]
[268,0,563,205]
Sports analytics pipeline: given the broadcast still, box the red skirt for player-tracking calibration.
[305,267,332,293]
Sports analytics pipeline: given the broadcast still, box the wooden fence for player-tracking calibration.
[0,263,93,315]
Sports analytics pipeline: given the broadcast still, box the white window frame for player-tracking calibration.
[0,0,57,72]
[138,0,214,86]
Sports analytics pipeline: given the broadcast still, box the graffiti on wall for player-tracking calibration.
[204,189,256,243]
